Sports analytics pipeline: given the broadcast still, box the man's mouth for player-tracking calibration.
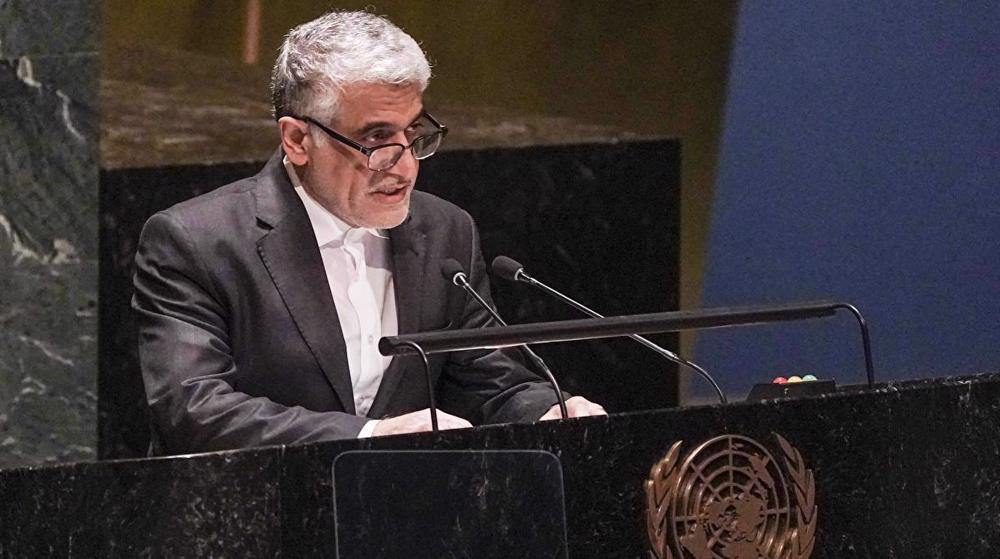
[370,183,410,204]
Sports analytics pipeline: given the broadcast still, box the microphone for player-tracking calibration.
[491,255,727,405]
[440,258,569,419]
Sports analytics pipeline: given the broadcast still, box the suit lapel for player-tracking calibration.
[389,220,427,338]
[367,215,427,418]
[254,151,356,414]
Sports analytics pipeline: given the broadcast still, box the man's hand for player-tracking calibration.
[372,408,472,437]
[538,396,607,421]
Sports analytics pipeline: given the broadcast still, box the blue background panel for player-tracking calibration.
[695,2,999,398]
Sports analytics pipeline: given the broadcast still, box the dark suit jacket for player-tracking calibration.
[132,151,560,455]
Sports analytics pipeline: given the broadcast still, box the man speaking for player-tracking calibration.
[133,10,604,455]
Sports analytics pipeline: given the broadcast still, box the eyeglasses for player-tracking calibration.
[294,111,448,172]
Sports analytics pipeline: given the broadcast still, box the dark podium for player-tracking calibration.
[2,372,1000,557]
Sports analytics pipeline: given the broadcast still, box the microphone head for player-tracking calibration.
[491,255,525,282]
[440,258,467,285]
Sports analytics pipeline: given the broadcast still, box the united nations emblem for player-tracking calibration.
[644,434,816,559]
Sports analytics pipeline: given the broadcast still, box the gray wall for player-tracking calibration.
[0,0,100,468]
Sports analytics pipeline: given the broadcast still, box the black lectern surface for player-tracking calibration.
[2,373,999,558]
[332,450,567,559]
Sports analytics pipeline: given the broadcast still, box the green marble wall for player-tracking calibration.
[0,0,100,468]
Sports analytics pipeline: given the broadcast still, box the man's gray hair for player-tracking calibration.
[271,11,431,122]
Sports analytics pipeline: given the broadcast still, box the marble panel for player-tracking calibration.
[0,50,99,468]
[0,55,98,252]
[0,0,99,58]
[0,448,283,557]
[332,450,567,558]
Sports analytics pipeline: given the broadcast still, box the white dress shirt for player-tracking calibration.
[284,157,395,437]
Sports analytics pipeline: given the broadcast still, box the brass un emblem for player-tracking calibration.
[645,434,816,559]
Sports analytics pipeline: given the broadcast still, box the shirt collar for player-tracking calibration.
[283,156,388,247]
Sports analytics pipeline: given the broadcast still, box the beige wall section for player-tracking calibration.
[103,0,736,358]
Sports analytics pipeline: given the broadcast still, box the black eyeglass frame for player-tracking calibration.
[290,110,448,171]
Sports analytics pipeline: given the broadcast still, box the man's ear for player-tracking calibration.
[278,116,311,166]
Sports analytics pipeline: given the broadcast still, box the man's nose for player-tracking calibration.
[390,144,419,175]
